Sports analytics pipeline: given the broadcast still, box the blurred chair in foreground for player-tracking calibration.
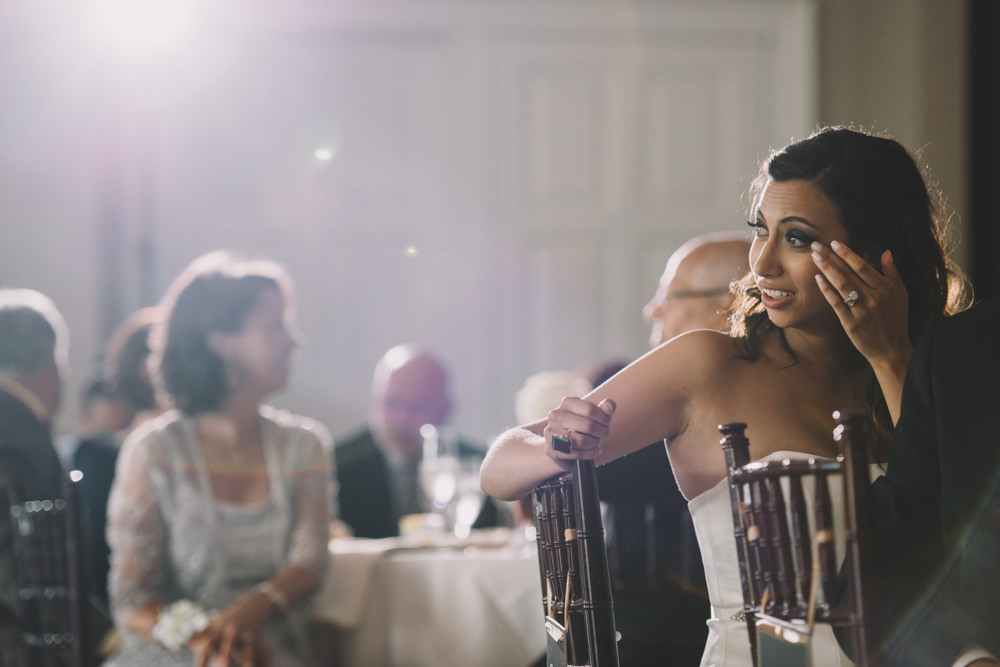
[9,472,98,667]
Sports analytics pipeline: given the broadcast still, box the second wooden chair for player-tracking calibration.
[720,411,880,667]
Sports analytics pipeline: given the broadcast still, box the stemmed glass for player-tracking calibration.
[452,459,485,540]
[418,424,459,527]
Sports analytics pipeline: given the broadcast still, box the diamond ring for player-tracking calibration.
[843,289,860,308]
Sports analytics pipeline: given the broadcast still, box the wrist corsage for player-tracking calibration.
[152,599,210,651]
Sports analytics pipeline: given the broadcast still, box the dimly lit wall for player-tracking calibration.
[969,0,1000,300]
[818,0,970,275]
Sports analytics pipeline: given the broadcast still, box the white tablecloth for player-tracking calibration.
[313,534,545,667]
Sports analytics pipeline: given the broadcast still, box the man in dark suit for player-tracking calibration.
[873,298,1000,666]
[334,344,496,538]
[592,233,750,665]
[0,288,71,666]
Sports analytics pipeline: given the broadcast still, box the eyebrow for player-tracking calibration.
[755,212,819,230]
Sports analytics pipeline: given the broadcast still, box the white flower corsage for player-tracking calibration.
[152,599,210,651]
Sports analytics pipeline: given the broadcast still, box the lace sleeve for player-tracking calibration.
[107,426,168,619]
[285,424,332,581]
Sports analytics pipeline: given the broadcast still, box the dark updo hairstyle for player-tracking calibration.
[105,306,160,414]
[730,126,970,449]
[154,251,292,416]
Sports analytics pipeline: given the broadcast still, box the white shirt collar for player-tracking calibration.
[0,375,51,422]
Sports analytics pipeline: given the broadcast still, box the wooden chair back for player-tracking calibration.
[720,411,880,666]
[9,471,96,667]
[532,459,620,667]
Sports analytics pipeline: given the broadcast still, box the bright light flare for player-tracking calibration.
[314,147,336,162]
[91,0,200,63]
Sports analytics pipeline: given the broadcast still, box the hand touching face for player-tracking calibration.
[749,178,850,333]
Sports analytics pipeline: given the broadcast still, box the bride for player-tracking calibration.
[480,126,969,666]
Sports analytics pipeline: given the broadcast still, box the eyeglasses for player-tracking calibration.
[663,286,732,300]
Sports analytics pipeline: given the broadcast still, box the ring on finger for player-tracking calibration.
[551,433,572,453]
[843,289,860,308]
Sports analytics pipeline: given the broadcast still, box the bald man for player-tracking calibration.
[643,232,751,347]
[593,232,750,665]
[368,345,452,460]
[333,344,496,538]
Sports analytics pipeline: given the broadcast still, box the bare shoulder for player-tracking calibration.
[594,329,744,405]
[676,328,743,357]
[639,329,743,380]
[584,329,745,457]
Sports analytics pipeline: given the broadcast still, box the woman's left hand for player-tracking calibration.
[190,635,271,667]
[190,591,273,667]
[811,240,914,372]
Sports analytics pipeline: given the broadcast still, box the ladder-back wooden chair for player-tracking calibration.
[9,471,97,667]
[532,459,620,667]
[720,412,880,667]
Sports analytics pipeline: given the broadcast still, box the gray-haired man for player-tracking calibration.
[0,288,72,666]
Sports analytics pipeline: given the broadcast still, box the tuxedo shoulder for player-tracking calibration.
[332,429,381,467]
[456,437,486,458]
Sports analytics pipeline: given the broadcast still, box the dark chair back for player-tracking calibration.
[720,412,880,667]
[9,471,96,667]
[532,459,620,667]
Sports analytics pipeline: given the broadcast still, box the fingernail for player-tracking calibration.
[810,241,823,252]
[831,240,843,250]
[812,251,823,263]
[814,274,825,286]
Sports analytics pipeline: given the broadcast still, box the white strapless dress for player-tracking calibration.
[687,451,877,667]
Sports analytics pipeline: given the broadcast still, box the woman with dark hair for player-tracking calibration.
[72,307,161,616]
[480,127,969,666]
[105,306,161,433]
[106,251,332,667]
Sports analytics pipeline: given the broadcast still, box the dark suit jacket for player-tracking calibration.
[333,428,498,539]
[71,433,119,611]
[596,443,709,664]
[873,298,1000,664]
[0,386,67,666]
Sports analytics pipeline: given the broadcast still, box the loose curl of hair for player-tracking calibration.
[728,126,970,453]
[153,251,292,416]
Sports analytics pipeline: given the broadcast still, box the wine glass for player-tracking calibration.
[452,459,485,540]
[418,424,459,524]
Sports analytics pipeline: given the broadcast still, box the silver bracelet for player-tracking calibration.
[256,581,290,614]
